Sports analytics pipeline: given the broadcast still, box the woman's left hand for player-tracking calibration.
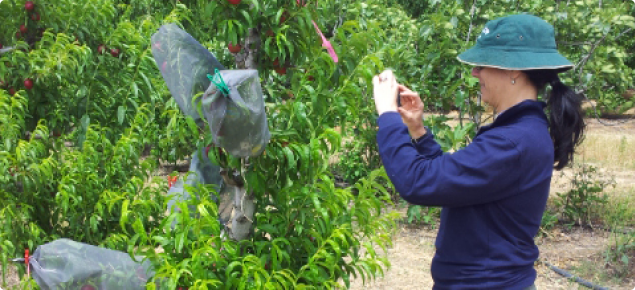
[372,70,399,115]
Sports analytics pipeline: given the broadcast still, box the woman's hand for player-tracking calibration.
[372,70,399,115]
[397,84,427,139]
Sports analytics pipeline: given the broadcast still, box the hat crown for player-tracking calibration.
[457,13,573,71]
[477,14,557,52]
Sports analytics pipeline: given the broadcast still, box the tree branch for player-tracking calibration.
[572,26,635,127]
[577,92,634,126]
[462,0,478,128]
[614,27,633,42]
[465,0,477,45]
[0,46,16,55]
[575,27,611,81]
[557,41,593,46]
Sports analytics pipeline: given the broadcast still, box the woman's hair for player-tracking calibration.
[523,69,586,170]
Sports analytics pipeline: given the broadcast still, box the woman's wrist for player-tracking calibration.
[377,106,398,116]
[409,126,427,140]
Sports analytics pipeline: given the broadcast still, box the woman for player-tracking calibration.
[372,14,585,289]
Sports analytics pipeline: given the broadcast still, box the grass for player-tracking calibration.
[571,257,632,288]
[575,133,635,171]
[540,122,635,287]
[543,191,635,287]
[603,192,635,227]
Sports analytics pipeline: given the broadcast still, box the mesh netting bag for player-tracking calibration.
[166,147,227,229]
[202,69,270,157]
[28,239,154,290]
[150,23,225,121]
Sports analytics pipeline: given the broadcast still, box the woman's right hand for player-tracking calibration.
[397,84,426,138]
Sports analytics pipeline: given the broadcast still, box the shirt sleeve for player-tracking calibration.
[376,112,521,208]
[412,126,443,158]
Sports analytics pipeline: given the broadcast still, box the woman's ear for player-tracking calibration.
[508,70,523,80]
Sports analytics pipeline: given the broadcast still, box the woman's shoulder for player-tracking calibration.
[480,119,553,157]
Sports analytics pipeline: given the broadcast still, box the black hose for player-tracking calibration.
[541,260,610,290]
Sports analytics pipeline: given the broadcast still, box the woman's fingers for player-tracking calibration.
[404,94,423,106]
[372,75,380,86]
[400,92,418,99]
[397,107,410,116]
[400,95,424,113]
[380,70,396,82]
[397,84,415,94]
[401,95,418,106]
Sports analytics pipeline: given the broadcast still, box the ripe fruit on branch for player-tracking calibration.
[228,42,241,53]
[20,25,28,34]
[97,44,106,54]
[25,1,35,11]
[0,43,3,49]
[227,0,241,4]
[280,11,290,24]
[80,285,95,290]
[24,78,34,90]
[110,48,120,57]
[275,67,287,75]
[8,88,16,95]
[31,13,40,21]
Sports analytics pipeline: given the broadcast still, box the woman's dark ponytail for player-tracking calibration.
[524,70,586,170]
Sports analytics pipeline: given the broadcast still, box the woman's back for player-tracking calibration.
[429,100,554,289]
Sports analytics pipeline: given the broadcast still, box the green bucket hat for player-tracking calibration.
[457,14,573,72]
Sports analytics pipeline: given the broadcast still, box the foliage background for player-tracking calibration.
[1,0,633,288]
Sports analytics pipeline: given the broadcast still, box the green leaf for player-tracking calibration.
[117,106,125,125]
[240,10,253,27]
[186,117,199,136]
[120,200,130,233]
[80,114,90,130]
[176,231,186,253]
[282,147,295,170]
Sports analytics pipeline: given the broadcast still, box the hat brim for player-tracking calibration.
[457,46,574,72]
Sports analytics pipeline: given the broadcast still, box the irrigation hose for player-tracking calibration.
[539,259,610,290]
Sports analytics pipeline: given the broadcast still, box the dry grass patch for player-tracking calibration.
[576,133,635,171]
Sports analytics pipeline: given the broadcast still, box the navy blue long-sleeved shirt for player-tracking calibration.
[376,100,553,289]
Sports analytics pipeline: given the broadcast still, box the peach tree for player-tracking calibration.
[1,0,403,289]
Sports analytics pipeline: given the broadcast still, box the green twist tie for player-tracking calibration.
[207,68,230,96]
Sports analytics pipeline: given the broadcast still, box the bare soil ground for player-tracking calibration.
[347,207,631,290]
[0,264,19,290]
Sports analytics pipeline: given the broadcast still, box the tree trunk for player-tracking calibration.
[234,28,261,70]
[222,27,261,241]
[224,182,255,241]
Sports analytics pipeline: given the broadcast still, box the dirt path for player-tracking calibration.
[0,264,20,290]
[348,213,632,290]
